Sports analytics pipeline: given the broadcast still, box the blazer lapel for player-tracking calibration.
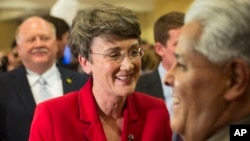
[78,79,106,141]
[77,79,142,141]
[121,95,141,141]
[10,66,36,115]
[84,119,106,141]
[59,67,86,94]
[59,68,74,93]
[150,69,164,98]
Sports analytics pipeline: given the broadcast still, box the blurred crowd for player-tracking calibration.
[0,38,159,75]
[0,40,22,72]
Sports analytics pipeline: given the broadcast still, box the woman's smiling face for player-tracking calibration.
[84,36,142,97]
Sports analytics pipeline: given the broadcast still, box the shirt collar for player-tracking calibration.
[158,62,167,83]
[26,63,60,86]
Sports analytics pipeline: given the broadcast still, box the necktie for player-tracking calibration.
[38,77,52,103]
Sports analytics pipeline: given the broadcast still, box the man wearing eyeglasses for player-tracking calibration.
[29,3,172,141]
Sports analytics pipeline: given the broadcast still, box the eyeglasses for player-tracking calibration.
[89,48,144,63]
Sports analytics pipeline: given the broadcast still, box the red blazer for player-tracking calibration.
[29,78,172,141]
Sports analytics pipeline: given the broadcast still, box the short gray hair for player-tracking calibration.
[185,0,250,64]
[69,3,141,60]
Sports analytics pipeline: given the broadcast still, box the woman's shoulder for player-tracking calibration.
[37,91,79,110]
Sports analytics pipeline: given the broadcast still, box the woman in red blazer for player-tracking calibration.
[29,78,172,141]
[29,3,172,141]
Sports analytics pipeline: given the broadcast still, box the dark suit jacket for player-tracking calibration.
[0,65,88,141]
[136,69,164,99]
[136,69,183,141]
[29,78,172,141]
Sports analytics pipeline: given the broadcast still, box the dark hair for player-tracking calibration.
[69,3,141,59]
[41,15,70,40]
[154,12,184,45]
[0,56,8,72]
[11,40,17,49]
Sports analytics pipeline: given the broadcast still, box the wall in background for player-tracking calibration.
[0,0,194,52]
[0,21,18,52]
[139,0,193,44]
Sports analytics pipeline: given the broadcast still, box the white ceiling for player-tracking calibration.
[0,0,153,22]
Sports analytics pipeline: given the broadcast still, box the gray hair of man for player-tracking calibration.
[185,0,250,65]
[69,3,141,62]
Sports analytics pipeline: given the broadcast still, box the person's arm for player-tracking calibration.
[29,103,54,141]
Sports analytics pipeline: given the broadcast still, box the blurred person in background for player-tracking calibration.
[0,50,7,73]
[0,16,88,141]
[0,40,22,72]
[6,40,22,71]
[136,11,184,141]
[140,39,160,74]
[42,15,79,71]
[136,11,184,116]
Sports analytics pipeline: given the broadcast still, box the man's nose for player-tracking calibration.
[34,38,44,47]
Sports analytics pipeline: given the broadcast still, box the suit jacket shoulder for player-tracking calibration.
[58,67,89,93]
[0,65,89,141]
[135,69,164,99]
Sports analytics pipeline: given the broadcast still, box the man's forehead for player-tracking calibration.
[20,17,50,30]
[174,22,204,59]
[177,22,202,50]
[182,21,203,41]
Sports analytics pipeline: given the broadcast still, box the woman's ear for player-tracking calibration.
[224,59,249,101]
[78,55,92,75]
